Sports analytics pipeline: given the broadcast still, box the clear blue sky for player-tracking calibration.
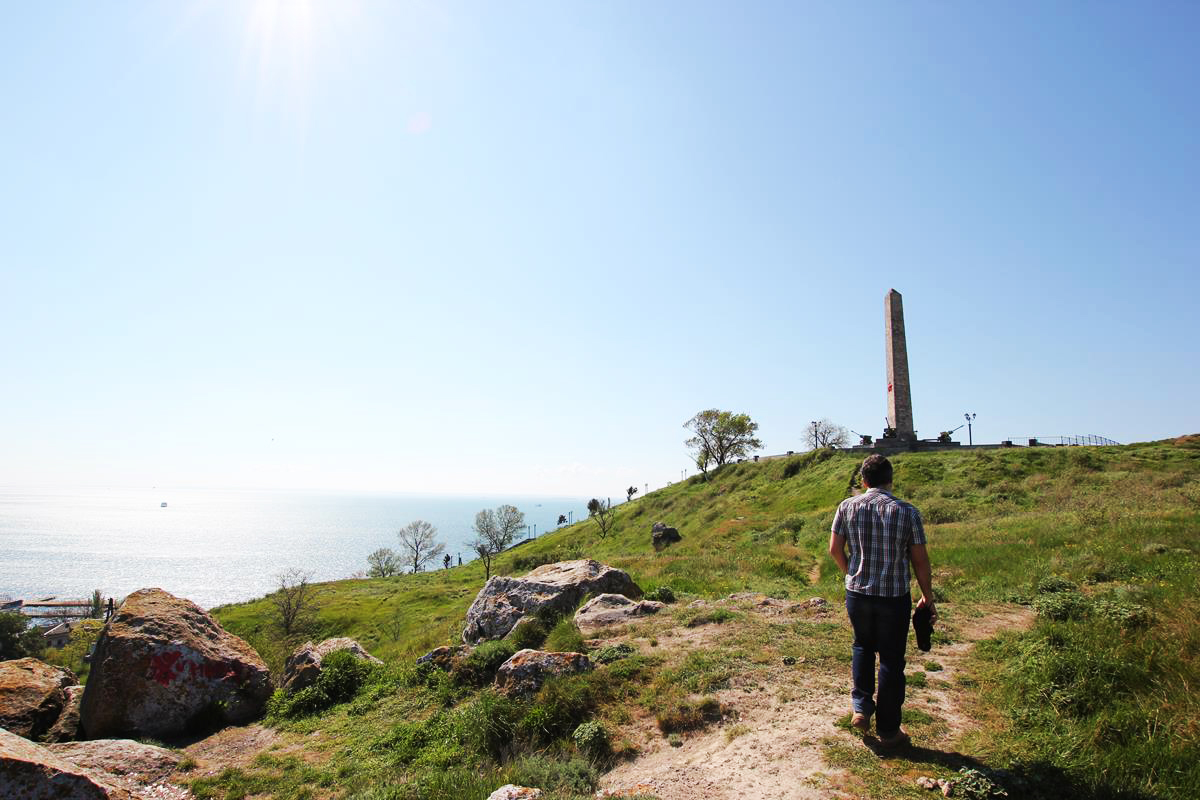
[2,1,1197,495]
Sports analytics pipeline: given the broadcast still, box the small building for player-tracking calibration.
[42,620,77,649]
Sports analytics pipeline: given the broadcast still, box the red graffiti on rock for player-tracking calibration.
[148,648,240,687]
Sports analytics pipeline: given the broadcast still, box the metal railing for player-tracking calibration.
[1007,435,1120,447]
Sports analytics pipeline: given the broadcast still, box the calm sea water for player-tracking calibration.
[0,488,588,609]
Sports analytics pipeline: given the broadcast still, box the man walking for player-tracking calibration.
[829,454,936,747]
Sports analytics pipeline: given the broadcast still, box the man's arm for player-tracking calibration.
[828,533,849,575]
[909,543,937,622]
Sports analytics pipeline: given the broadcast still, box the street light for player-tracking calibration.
[964,412,977,446]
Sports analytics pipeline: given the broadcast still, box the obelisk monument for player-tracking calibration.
[885,289,915,441]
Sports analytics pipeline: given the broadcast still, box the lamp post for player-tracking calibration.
[964,412,977,446]
[810,420,819,449]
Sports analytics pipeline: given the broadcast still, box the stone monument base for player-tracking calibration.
[846,439,964,455]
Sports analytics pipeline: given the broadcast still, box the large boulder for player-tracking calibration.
[487,787,543,800]
[282,637,382,692]
[43,685,84,743]
[0,726,132,799]
[45,740,181,783]
[0,658,79,741]
[494,649,592,697]
[574,593,665,631]
[651,523,682,551]
[463,560,641,644]
[79,588,272,740]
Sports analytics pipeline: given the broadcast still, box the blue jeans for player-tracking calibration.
[845,590,911,736]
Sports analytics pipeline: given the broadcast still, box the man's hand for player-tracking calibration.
[916,594,938,624]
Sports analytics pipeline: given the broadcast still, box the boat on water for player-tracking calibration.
[160,502,168,507]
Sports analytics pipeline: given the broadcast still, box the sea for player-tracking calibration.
[0,488,589,610]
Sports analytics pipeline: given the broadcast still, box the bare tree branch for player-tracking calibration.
[396,520,445,574]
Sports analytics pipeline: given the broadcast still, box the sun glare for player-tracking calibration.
[232,0,361,113]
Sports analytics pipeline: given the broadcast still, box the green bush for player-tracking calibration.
[1034,591,1091,621]
[954,767,1009,799]
[1037,576,1078,594]
[1092,598,1152,629]
[594,643,635,664]
[505,754,597,794]
[453,640,517,686]
[644,586,676,604]
[522,675,599,743]
[267,650,379,719]
[544,618,586,654]
[507,618,548,650]
[572,721,610,760]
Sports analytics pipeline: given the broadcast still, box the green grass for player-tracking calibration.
[207,436,1200,799]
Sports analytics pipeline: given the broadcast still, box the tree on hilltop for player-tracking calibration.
[626,485,638,503]
[396,520,445,574]
[367,547,402,578]
[588,497,616,538]
[272,568,319,638]
[471,505,525,582]
[684,409,763,479]
[806,418,849,450]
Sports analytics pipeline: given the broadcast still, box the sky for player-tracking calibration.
[1,1,1197,496]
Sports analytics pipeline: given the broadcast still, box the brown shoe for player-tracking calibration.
[850,712,872,733]
[877,729,911,748]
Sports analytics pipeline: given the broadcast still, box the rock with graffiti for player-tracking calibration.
[78,588,272,739]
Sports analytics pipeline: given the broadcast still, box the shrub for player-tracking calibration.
[459,689,522,760]
[572,721,610,760]
[319,650,373,704]
[522,675,599,743]
[1036,576,1078,594]
[267,650,379,719]
[954,767,1009,799]
[657,697,724,733]
[644,586,676,604]
[507,618,548,650]
[453,640,517,687]
[1034,591,1092,621]
[544,618,587,654]
[594,643,635,664]
[1093,598,1152,629]
[505,754,597,794]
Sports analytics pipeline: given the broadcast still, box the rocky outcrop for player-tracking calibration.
[487,786,543,800]
[45,740,181,782]
[79,588,272,740]
[651,522,682,550]
[0,658,79,741]
[416,645,471,672]
[282,638,382,692]
[0,726,132,799]
[494,649,592,697]
[463,560,641,644]
[43,685,84,743]
[573,594,665,631]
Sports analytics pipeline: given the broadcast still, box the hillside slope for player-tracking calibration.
[205,438,1200,800]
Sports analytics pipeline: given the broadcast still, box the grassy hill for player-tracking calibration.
[207,437,1200,800]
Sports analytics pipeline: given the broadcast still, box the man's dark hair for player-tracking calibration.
[861,454,893,488]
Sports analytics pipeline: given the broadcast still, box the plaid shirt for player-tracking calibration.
[831,488,926,597]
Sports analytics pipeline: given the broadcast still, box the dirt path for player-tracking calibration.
[599,603,1034,800]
